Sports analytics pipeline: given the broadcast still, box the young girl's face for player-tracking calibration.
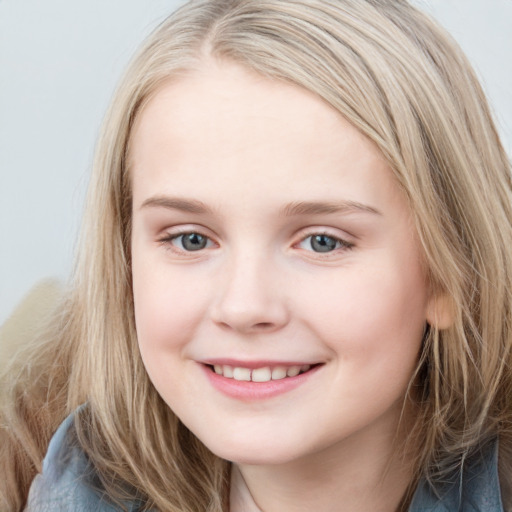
[130,60,434,466]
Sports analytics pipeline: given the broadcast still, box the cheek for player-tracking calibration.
[131,262,216,408]
[299,257,428,358]
[132,260,209,360]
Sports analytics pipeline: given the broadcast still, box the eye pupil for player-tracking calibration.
[311,235,337,253]
[182,233,207,251]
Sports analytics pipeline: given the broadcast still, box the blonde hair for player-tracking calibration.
[2,0,512,510]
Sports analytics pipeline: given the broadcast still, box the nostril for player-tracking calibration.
[215,320,276,332]
[254,322,274,329]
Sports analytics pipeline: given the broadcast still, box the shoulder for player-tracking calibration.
[499,439,512,512]
[410,440,505,511]
[25,410,136,512]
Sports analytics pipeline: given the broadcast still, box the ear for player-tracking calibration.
[426,293,455,330]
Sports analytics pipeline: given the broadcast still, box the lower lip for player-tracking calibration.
[201,364,322,401]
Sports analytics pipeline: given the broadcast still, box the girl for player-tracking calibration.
[2,0,512,510]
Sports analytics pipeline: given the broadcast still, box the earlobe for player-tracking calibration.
[426,293,455,330]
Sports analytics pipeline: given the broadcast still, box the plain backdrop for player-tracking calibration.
[1,0,511,325]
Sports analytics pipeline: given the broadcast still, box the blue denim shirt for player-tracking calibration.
[26,413,504,511]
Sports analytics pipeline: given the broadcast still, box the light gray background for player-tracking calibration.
[1,0,511,325]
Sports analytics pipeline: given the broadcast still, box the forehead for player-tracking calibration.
[128,59,399,212]
[134,59,341,127]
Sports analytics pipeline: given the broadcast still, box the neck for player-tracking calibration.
[233,413,417,512]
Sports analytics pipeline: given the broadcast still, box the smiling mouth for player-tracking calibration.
[206,364,319,382]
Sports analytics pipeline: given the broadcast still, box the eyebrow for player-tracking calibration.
[139,196,213,214]
[281,200,381,217]
[139,195,381,217]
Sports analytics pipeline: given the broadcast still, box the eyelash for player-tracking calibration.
[157,229,354,255]
[297,232,354,255]
[158,229,215,253]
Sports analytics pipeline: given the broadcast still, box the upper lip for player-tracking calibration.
[199,358,321,369]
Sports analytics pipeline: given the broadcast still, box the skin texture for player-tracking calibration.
[129,59,438,511]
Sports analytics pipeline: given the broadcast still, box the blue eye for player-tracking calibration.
[299,234,350,253]
[172,232,211,251]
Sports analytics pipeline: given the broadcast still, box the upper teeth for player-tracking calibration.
[213,364,311,382]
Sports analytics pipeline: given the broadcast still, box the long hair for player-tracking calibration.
[2,1,512,510]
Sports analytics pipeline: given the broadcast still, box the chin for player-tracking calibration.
[197,429,308,466]
[215,446,300,466]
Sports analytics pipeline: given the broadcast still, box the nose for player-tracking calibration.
[210,252,290,334]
